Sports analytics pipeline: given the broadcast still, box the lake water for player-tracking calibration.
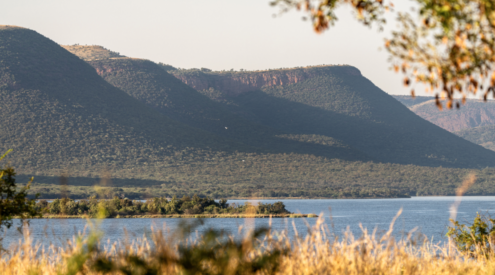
[3,196,495,249]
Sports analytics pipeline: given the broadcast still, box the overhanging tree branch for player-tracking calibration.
[271,0,495,109]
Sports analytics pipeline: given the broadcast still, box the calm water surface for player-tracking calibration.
[3,196,495,248]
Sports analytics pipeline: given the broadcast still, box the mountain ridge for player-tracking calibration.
[81,56,371,161]
[63,44,495,168]
[2,28,495,199]
[167,67,495,168]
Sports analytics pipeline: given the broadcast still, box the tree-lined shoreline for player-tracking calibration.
[32,196,315,218]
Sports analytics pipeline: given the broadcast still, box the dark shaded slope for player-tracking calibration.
[172,66,495,168]
[78,57,370,161]
[0,26,247,175]
[88,58,275,137]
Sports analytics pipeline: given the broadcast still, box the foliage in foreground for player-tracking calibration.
[272,0,495,109]
[36,196,290,217]
[0,150,40,232]
[447,213,495,257]
[4,215,495,274]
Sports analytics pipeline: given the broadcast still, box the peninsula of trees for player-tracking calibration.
[34,196,314,218]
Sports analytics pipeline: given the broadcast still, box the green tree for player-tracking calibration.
[0,150,41,233]
[272,0,495,109]
[447,213,495,257]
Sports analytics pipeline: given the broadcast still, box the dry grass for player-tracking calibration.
[1,213,494,275]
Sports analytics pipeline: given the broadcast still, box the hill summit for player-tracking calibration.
[61,45,124,61]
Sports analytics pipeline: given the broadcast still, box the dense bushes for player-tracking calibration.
[36,195,291,217]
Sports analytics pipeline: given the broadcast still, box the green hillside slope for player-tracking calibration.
[171,67,495,168]
[0,26,253,176]
[0,26,387,199]
[73,56,368,161]
[4,26,495,199]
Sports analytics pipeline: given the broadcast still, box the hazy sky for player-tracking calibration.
[1,0,424,96]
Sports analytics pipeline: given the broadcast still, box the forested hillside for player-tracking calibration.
[66,45,495,168]
[82,57,367,161]
[170,67,495,168]
[3,26,495,199]
[0,26,253,176]
[0,27,383,199]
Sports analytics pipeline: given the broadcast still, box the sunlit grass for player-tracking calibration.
[1,213,494,275]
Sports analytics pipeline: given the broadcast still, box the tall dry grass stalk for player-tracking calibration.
[449,173,477,221]
[1,214,495,275]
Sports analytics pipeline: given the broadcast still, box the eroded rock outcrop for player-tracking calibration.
[171,66,361,96]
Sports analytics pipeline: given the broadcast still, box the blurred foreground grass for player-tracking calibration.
[2,214,495,275]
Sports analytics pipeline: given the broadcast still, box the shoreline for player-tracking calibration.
[33,196,412,200]
[20,213,318,219]
[220,196,411,200]
[36,195,495,201]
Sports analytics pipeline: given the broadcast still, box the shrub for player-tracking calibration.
[447,213,495,257]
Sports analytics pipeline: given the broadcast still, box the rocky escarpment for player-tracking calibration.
[170,66,361,96]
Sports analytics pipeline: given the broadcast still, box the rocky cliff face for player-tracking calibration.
[171,66,361,96]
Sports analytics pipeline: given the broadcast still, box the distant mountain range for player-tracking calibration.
[3,25,495,198]
[393,95,495,151]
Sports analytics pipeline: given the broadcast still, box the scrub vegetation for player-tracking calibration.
[35,196,291,217]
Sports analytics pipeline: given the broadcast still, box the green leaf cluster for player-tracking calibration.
[0,150,40,234]
[447,213,495,257]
